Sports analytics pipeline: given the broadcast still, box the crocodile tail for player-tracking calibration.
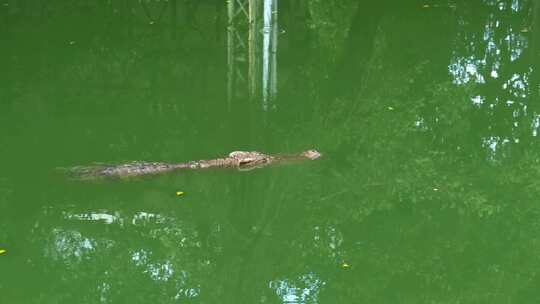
[64,164,110,180]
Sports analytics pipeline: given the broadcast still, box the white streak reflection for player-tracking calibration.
[448,57,486,85]
[532,115,540,137]
[45,228,99,262]
[64,212,119,225]
[269,272,325,304]
[313,225,343,260]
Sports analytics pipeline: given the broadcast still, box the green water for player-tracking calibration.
[1,0,540,303]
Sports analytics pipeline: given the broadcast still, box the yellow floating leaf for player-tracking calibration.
[341,262,350,269]
[176,191,184,196]
[0,249,6,255]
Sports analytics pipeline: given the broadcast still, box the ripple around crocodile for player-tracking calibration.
[66,149,321,180]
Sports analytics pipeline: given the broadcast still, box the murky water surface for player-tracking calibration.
[1,1,540,303]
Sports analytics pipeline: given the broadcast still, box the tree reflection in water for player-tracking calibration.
[448,0,535,160]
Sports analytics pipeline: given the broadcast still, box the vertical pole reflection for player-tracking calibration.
[262,0,278,110]
[262,0,271,109]
[270,0,278,102]
[227,0,278,109]
[532,0,540,97]
[248,0,259,99]
[227,0,235,106]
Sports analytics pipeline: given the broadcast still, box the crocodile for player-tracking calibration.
[68,149,321,180]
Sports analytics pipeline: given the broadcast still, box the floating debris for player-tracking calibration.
[176,191,184,196]
[387,106,395,111]
[0,249,6,255]
[341,262,351,269]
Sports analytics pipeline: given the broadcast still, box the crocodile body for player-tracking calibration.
[69,150,320,179]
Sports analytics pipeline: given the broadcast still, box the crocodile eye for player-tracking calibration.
[239,159,253,165]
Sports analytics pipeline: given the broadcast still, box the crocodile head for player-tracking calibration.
[302,149,322,160]
[229,151,272,170]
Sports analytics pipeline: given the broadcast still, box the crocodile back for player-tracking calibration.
[198,158,239,168]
